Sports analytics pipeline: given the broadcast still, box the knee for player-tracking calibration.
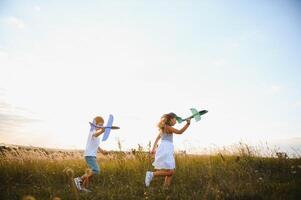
[167,170,175,176]
[86,168,100,176]
[90,165,100,175]
[92,168,100,175]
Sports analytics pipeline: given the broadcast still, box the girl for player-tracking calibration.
[145,112,191,188]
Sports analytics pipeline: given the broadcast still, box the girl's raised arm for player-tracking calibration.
[166,119,191,135]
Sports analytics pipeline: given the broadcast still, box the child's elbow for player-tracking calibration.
[93,133,100,137]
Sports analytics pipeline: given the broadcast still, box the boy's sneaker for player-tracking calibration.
[74,177,83,191]
[145,171,153,187]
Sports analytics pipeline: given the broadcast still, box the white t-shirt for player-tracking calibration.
[84,129,100,157]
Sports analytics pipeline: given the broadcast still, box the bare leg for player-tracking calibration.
[153,169,175,187]
[82,176,89,188]
[164,176,168,186]
[153,169,174,177]
[81,171,93,188]
[164,175,173,187]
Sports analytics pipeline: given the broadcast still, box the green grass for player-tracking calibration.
[0,149,301,200]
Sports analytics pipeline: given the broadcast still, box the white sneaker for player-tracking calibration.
[145,171,153,187]
[74,177,83,191]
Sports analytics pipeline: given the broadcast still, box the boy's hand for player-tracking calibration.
[98,128,105,133]
[186,119,191,125]
[98,147,109,155]
[101,150,109,155]
[93,128,105,137]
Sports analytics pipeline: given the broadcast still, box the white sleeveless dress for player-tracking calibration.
[152,132,175,169]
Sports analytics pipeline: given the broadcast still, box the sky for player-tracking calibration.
[0,0,301,155]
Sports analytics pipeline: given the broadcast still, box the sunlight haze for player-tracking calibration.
[1,0,301,154]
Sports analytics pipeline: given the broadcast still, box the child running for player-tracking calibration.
[145,112,191,188]
[74,116,108,192]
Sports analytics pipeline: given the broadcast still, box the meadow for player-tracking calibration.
[0,144,300,200]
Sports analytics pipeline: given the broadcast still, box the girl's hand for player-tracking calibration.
[186,119,191,125]
[151,149,156,154]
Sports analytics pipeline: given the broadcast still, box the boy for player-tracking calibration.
[74,116,108,192]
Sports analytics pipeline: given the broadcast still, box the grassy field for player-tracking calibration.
[0,144,300,200]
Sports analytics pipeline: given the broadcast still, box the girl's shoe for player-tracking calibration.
[145,171,153,187]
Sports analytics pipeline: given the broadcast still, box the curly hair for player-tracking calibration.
[94,116,104,125]
[157,112,177,133]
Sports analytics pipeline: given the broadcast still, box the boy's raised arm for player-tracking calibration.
[93,128,105,137]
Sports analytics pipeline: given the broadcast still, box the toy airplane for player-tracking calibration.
[89,114,119,141]
[175,108,208,123]
[89,122,120,130]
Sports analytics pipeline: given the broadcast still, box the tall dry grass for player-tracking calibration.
[0,143,300,200]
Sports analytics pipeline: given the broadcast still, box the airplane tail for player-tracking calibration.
[190,108,201,122]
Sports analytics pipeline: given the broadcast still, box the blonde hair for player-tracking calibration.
[94,116,104,125]
[157,113,176,133]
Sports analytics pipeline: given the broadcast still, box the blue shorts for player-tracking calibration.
[85,156,100,174]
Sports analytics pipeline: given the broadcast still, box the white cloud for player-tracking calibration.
[240,30,264,42]
[212,59,227,67]
[294,100,301,108]
[4,17,26,29]
[0,50,8,58]
[225,30,265,52]
[269,85,283,94]
[34,5,41,12]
